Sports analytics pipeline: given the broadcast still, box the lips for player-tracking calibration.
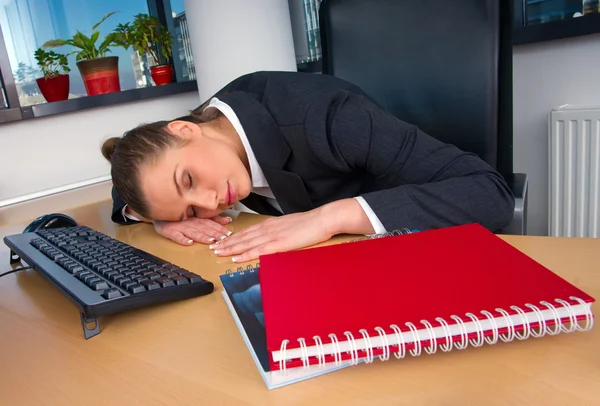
[227,182,237,206]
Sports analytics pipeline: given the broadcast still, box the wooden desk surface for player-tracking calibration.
[0,200,598,405]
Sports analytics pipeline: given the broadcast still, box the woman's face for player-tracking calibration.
[137,121,252,221]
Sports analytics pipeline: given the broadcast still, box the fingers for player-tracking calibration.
[189,217,232,241]
[212,226,260,248]
[180,227,218,244]
[212,233,272,257]
[231,242,284,263]
[210,215,233,225]
[168,231,195,246]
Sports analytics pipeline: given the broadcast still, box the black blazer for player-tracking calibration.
[111,71,514,232]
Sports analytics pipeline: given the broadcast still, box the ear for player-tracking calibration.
[166,120,201,140]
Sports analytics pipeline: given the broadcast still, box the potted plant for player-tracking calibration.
[42,12,128,96]
[33,48,70,102]
[116,13,174,85]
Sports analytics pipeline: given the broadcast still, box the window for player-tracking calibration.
[168,0,195,82]
[521,0,599,25]
[0,0,153,107]
[164,0,324,77]
[514,0,600,44]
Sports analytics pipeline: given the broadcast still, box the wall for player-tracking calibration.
[512,33,600,236]
[0,91,201,206]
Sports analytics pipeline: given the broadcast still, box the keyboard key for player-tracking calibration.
[122,281,138,290]
[129,285,146,294]
[91,280,110,290]
[156,277,175,288]
[102,289,121,299]
[140,279,161,291]
[170,275,189,285]
[82,274,97,284]
[67,264,84,274]
[118,278,132,288]
[181,272,204,283]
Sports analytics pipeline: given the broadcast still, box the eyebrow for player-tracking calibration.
[173,164,185,221]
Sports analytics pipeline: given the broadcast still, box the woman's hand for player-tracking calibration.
[153,216,232,245]
[209,208,334,262]
[210,199,377,262]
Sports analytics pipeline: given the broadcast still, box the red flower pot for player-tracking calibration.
[150,65,174,86]
[36,74,70,102]
[76,56,121,96]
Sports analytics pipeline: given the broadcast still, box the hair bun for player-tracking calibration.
[101,137,120,163]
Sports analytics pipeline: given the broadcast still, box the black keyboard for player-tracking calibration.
[3,226,214,338]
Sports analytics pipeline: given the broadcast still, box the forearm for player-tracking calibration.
[319,198,376,236]
[361,172,515,232]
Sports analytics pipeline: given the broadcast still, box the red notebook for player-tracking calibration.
[257,223,595,374]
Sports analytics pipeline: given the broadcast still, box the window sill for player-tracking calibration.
[1,80,198,125]
[513,13,600,45]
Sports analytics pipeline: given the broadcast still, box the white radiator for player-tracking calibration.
[549,104,600,238]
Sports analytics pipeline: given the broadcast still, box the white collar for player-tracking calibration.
[205,97,268,188]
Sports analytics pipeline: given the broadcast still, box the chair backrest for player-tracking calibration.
[319,0,514,176]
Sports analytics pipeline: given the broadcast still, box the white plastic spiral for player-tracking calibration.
[465,313,485,347]
[435,317,454,351]
[328,333,342,366]
[313,335,325,367]
[359,329,375,363]
[298,338,309,369]
[344,331,359,366]
[345,228,416,243]
[225,262,260,277]
[274,297,593,373]
[374,327,390,361]
[524,303,547,337]
[420,319,438,354]
[390,324,406,359]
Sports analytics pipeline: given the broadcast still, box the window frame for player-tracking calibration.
[513,0,600,45]
[0,0,198,125]
[0,20,23,123]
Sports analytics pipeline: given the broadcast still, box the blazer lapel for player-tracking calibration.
[240,193,283,217]
[219,91,315,214]
[260,167,314,214]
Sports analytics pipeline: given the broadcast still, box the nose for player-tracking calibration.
[192,188,219,211]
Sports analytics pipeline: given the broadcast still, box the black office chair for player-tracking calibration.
[319,0,528,235]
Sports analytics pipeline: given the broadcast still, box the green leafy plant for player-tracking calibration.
[115,13,173,66]
[34,48,70,78]
[42,12,128,61]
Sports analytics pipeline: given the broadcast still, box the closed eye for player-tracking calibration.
[187,172,193,191]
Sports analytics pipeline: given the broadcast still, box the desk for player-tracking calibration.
[0,200,598,405]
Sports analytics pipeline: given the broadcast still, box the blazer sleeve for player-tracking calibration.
[110,186,140,225]
[308,90,515,233]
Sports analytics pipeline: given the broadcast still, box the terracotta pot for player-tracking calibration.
[150,64,174,85]
[76,56,121,96]
[36,74,70,102]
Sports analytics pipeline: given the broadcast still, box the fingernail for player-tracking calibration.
[232,256,240,262]
[226,230,233,236]
[220,235,227,240]
[208,237,216,243]
[226,217,233,222]
[214,249,223,255]
[187,239,193,244]
[209,242,219,249]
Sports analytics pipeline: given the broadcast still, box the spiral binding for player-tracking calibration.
[275,296,594,374]
[343,228,415,244]
[224,262,260,277]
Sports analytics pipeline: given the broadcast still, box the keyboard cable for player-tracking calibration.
[0,266,34,279]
